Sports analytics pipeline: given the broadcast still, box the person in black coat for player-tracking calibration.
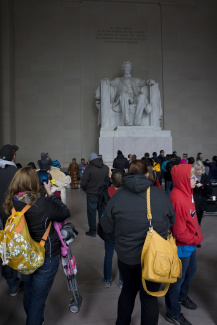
[208,156,217,180]
[98,169,123,288]
[0,144,22,296]
[113,150,129,170]
[3,166,70,325]
[37,152,52,171]
[81,152,109,237]
[101,160,175,325]
[193,160,213,225]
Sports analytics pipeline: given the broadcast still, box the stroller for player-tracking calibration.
[54,222,82,313]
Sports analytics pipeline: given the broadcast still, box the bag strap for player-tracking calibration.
[11,204,32,215]
[39,221,52,247]
[11,205,32,233]
[142,278,170,297]
[146,187,152,222]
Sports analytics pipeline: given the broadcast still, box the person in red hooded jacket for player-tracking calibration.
[165,164,203,325]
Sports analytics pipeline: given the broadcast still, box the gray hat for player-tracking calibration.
[89,152,98,161]
[41,152,47,159]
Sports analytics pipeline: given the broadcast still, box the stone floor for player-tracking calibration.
[1,188,217,325]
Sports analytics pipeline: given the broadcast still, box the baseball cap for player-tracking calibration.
[0,144,19,161]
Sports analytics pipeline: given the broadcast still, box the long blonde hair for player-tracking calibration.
[193,160,205,174]
[3,166,40,215]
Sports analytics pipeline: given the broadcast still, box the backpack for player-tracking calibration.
[0,205,51,275]
[166,159,179,173]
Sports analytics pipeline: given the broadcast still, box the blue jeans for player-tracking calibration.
[21,254,60,325]
[87,196,98,233]
[166,181,173,196]
[104,241,123,284]
[165,250,197,318]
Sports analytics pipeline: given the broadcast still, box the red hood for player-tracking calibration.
[170,163,203,246]
[171,164,192,197]
[108,186,118,198]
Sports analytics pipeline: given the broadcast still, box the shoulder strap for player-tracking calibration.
[146,187,152,221]
[11,204,32,234]
[11,204,32,215]
[40,221,52,247]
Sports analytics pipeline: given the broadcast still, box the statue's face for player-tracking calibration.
[123,63,132,75]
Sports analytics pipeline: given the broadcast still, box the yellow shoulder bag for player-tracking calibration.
[141,187,182,297]
[0,205,51,275]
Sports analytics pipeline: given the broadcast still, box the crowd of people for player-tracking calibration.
[0,144,216,325]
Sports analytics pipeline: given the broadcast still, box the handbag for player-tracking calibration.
[0,205,51,275]
[141,187,182,297]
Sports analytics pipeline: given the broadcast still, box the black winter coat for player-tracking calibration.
[101,173,175,265]
[13,195,70,258]
[0,164,17,224]
[81,158,109,196]
[113,154,129,170]
[193,173,213,212]
[37,158,52,171]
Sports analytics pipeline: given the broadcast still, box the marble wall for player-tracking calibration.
[161,2,217,158]
[1,0,217,166]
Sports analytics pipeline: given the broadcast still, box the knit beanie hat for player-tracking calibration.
[89,153,98,161]
[51,159,61,168]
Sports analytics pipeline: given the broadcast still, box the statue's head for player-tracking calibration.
[122,61,132,73]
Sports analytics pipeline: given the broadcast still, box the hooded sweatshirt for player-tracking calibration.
[170,164,203,249]
[113,153,129,170]
[101,173,175,265]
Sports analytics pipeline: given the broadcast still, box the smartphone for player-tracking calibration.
[39,170,48,185]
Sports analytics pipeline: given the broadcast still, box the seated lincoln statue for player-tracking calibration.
[96,61,162,129]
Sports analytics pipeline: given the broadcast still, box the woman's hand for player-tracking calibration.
[196,182,203,188]
[43,180,52,196]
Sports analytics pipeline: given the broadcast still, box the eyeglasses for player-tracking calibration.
[190,177,197,180]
